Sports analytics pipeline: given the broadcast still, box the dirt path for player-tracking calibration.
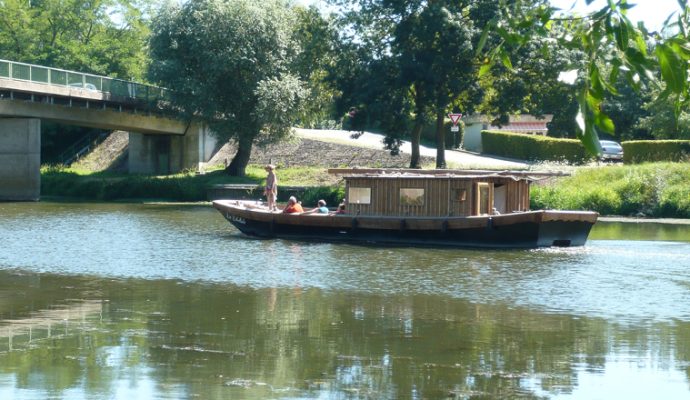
[294,128,529,169]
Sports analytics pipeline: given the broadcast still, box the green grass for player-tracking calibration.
[530,163,690,218]
[41,164,343,202]
[42,162,690,218]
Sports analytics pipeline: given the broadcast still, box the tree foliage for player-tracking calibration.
[148,0,307,176]
[0,0,152,80]
[485,0,690,155]
[327,0,690,161]
[329,0,547,168]
[291,6,341,129]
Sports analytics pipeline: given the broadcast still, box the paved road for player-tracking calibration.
[295,128,528,169]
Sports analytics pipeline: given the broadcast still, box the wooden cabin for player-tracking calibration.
[329,168,566,218]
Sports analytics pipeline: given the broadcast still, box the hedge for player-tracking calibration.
[622,140,690,163]
[481,130,592,164]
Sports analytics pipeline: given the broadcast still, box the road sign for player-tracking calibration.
[451,126,459,132]
[448,113,463,126]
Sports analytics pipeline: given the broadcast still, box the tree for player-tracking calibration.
[636,87,690,139]
[483,0,690,155]
[0,0,152,80]
[329,0,690,159]
[148,0,307,176]
[291,5,341,129]
[477,25,583,138]
[330,0,546,168]
[602,76,653,140]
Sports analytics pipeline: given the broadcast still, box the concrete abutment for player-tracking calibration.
[128,123,216,174]
[0,118,40,201]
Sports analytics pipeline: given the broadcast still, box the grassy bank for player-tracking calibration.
[40,164,343,204]
[531,163,690,218]
[42,162,690,218]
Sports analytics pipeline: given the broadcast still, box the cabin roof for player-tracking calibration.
[328,168,569,182]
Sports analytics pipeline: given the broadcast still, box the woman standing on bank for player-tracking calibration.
[264,165,278,211]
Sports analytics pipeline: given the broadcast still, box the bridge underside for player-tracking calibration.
[0,79,218,200]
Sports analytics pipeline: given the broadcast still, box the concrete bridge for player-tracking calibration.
[0,59,217,200]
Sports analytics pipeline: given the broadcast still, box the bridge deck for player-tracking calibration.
[0,77,188,135]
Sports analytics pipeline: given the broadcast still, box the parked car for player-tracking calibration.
[68,82,98,91]
[599,140,624,161]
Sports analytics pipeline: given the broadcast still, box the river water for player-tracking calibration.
[0,202,689,399]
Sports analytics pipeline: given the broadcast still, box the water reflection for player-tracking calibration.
[592,220,690,242]
[0,271,688,399]
[0,203,689,398]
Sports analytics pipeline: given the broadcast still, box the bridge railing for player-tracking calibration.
[0,58,168,104]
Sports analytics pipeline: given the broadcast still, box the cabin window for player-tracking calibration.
[400,188,424,206]
[348,187,371,204]
[453,188,467,202]
[474,182,492,215]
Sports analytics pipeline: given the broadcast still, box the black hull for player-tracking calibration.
[229,219,592,248]
[215,201,596,249]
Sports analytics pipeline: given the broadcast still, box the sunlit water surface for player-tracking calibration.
[0,202,689,399]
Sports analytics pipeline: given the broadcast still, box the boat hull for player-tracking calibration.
[212,200,597,249]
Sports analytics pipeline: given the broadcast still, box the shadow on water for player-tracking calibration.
[0,203,689,398]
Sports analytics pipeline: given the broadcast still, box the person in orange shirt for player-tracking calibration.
[282,196,304,214]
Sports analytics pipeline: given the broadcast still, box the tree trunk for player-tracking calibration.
[225,138,253,177]
[435,111,446,169]
[409,122,423,169]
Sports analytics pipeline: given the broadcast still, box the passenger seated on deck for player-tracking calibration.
[334,202,346,214]
[282,196,304,214]
[304,199,329,214]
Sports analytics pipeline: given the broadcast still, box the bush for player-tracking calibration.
[42,171,209,201]
[482,130,592,164]
[530,163,690,217]
[623,140,690,163]
[657,185,690,218]
[299,186,345,208]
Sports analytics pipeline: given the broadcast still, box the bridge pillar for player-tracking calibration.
[0,118,40,201]
[128,123,216,174]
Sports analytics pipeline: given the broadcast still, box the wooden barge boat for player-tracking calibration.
[212,168,598,248]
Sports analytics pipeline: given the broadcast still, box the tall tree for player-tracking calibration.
[0,0,152,80]
[330,0,521,168]
[478,25,583,137]
[291,5,340,129]
[148,0,307,176]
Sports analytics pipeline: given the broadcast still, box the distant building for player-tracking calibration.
[463,114,552,152]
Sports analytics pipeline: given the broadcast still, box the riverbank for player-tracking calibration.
[531,162,690,218]
[42,130,690,219]
[599,216,690,225]
[40,161,690,220]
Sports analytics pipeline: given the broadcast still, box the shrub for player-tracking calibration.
[623,140,690,163]
[530,163,689,217]
[300,186,344,208]
[482,130,592,163]
[657,185,690,218]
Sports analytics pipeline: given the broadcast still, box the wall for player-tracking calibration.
[0,118,41,201]
[463,122,485,152]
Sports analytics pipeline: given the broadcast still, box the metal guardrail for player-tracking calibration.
[0,58,168,103]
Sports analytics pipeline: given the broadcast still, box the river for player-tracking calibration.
[0,202,689,399]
